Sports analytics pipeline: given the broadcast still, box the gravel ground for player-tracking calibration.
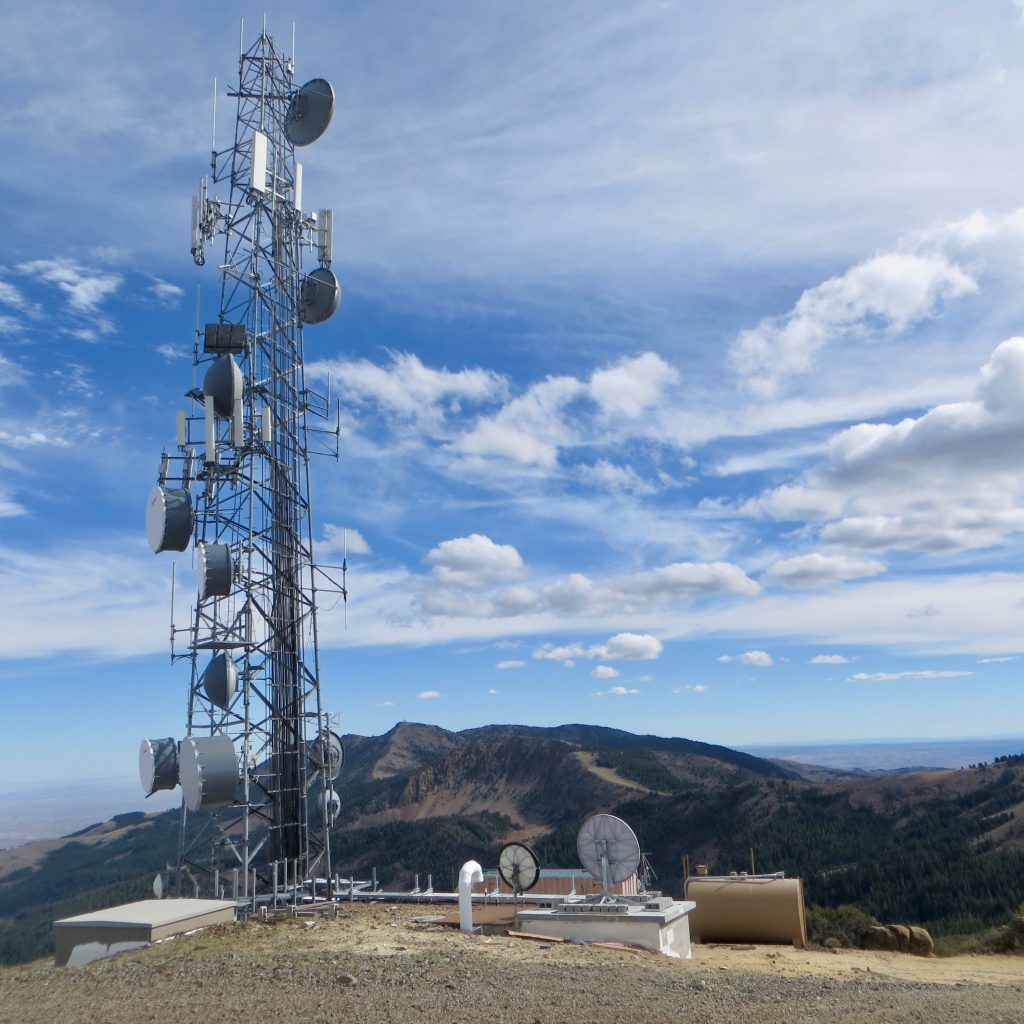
[2,903,1022,1024]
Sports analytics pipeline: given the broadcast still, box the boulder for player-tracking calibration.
[889,924,912,952]
[908,926,934,957]
[860,924,934,956]
[861,925,899,952]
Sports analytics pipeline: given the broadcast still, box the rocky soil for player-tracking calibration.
[1,903,1022,1024]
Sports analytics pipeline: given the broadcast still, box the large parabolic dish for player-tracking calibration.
[577,813,641,887]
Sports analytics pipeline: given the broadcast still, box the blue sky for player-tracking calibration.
[2,2,1024,804]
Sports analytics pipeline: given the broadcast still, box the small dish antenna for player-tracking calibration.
[146,485,193,553]
[300,267,340,324]
[200,653,238,710]
[285,78,335,146]
[577,813,641,893]
[308,729,345,780]
[139,737,179,795]
[197,542,233,599]
[497,842,540,895]
[202,354,243,418]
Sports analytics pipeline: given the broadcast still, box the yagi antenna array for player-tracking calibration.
[138,27,346,902]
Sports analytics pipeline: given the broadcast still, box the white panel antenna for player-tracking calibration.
[250,131,267,192]
[317,208,333,265]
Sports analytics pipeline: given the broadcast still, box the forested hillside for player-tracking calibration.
[2,725,1022,965]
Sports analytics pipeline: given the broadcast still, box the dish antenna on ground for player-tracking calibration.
[497,842,541,896]
[577,813,641,897]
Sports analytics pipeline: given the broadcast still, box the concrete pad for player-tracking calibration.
[54,898,236,966]
[515,900,696,958]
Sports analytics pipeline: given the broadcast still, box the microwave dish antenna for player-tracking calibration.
[286,78,335,146]
[577,813,641,892]
[137,23,347,903]
[498,842,540,895]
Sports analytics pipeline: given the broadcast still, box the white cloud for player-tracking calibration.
[732,251,976,397]
[607,685,639,695]
[848,670,974,682]
[0,489,26,517]
[155,343,186,361]
[533,632,662,662]
[810,654,849,665]
[0,353,28,389]
[737,485,844,522]
[149,279,184,304]
[17,258,122,313]
[307,351,506,434]
[455,374,583,468]
[591,665,620,679]
[495,659,525,669]
[577,459,658,496]
[718,650,773,667]
[589,352,679,420]
[425,533,524,586]
[488,688,499,695]
[978,656,1014,664]
[320,524,372,556]
[417,690,441,699]
[599,633,663,660]
[764,553,887,587]
[378,700,396,707]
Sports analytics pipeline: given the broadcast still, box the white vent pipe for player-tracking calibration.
[458,860,483,933]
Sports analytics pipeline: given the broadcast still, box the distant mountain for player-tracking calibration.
[3,724,1024,966]
[742,738,1024,773]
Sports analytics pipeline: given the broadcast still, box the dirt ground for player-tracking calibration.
[1,902,1022,1024]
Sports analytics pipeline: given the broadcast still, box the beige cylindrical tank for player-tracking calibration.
[685,876,806,948]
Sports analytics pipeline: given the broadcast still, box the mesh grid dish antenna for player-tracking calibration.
[497,842,540,895]
[577,814,641,893]
[138,22,347,903]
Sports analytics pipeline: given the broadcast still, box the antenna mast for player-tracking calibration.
[141,26,343,901]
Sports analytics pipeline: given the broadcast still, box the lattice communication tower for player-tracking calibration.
[139,26,344,900]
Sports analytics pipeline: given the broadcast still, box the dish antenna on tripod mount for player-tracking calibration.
[138,20,347,903]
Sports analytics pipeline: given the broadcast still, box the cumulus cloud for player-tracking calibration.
[424,534,524,586]
[306,351,506,433]
[764,553,886,587]
[732,251,976,397]
[417,690,441,699]
[718,650,773,666]
[848,670,973,682]
[495,659,525,669]
[591,665,620,679]
[17,258,122,313]
[488,688,499,695]
[533,632,662,662]
[589,352,679,420]
[810,654,849,665]
[455,374,583,468]
[607,685,638,695]
[319,523,372,556]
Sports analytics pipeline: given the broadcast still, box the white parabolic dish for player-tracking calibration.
[577,813,641,886]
